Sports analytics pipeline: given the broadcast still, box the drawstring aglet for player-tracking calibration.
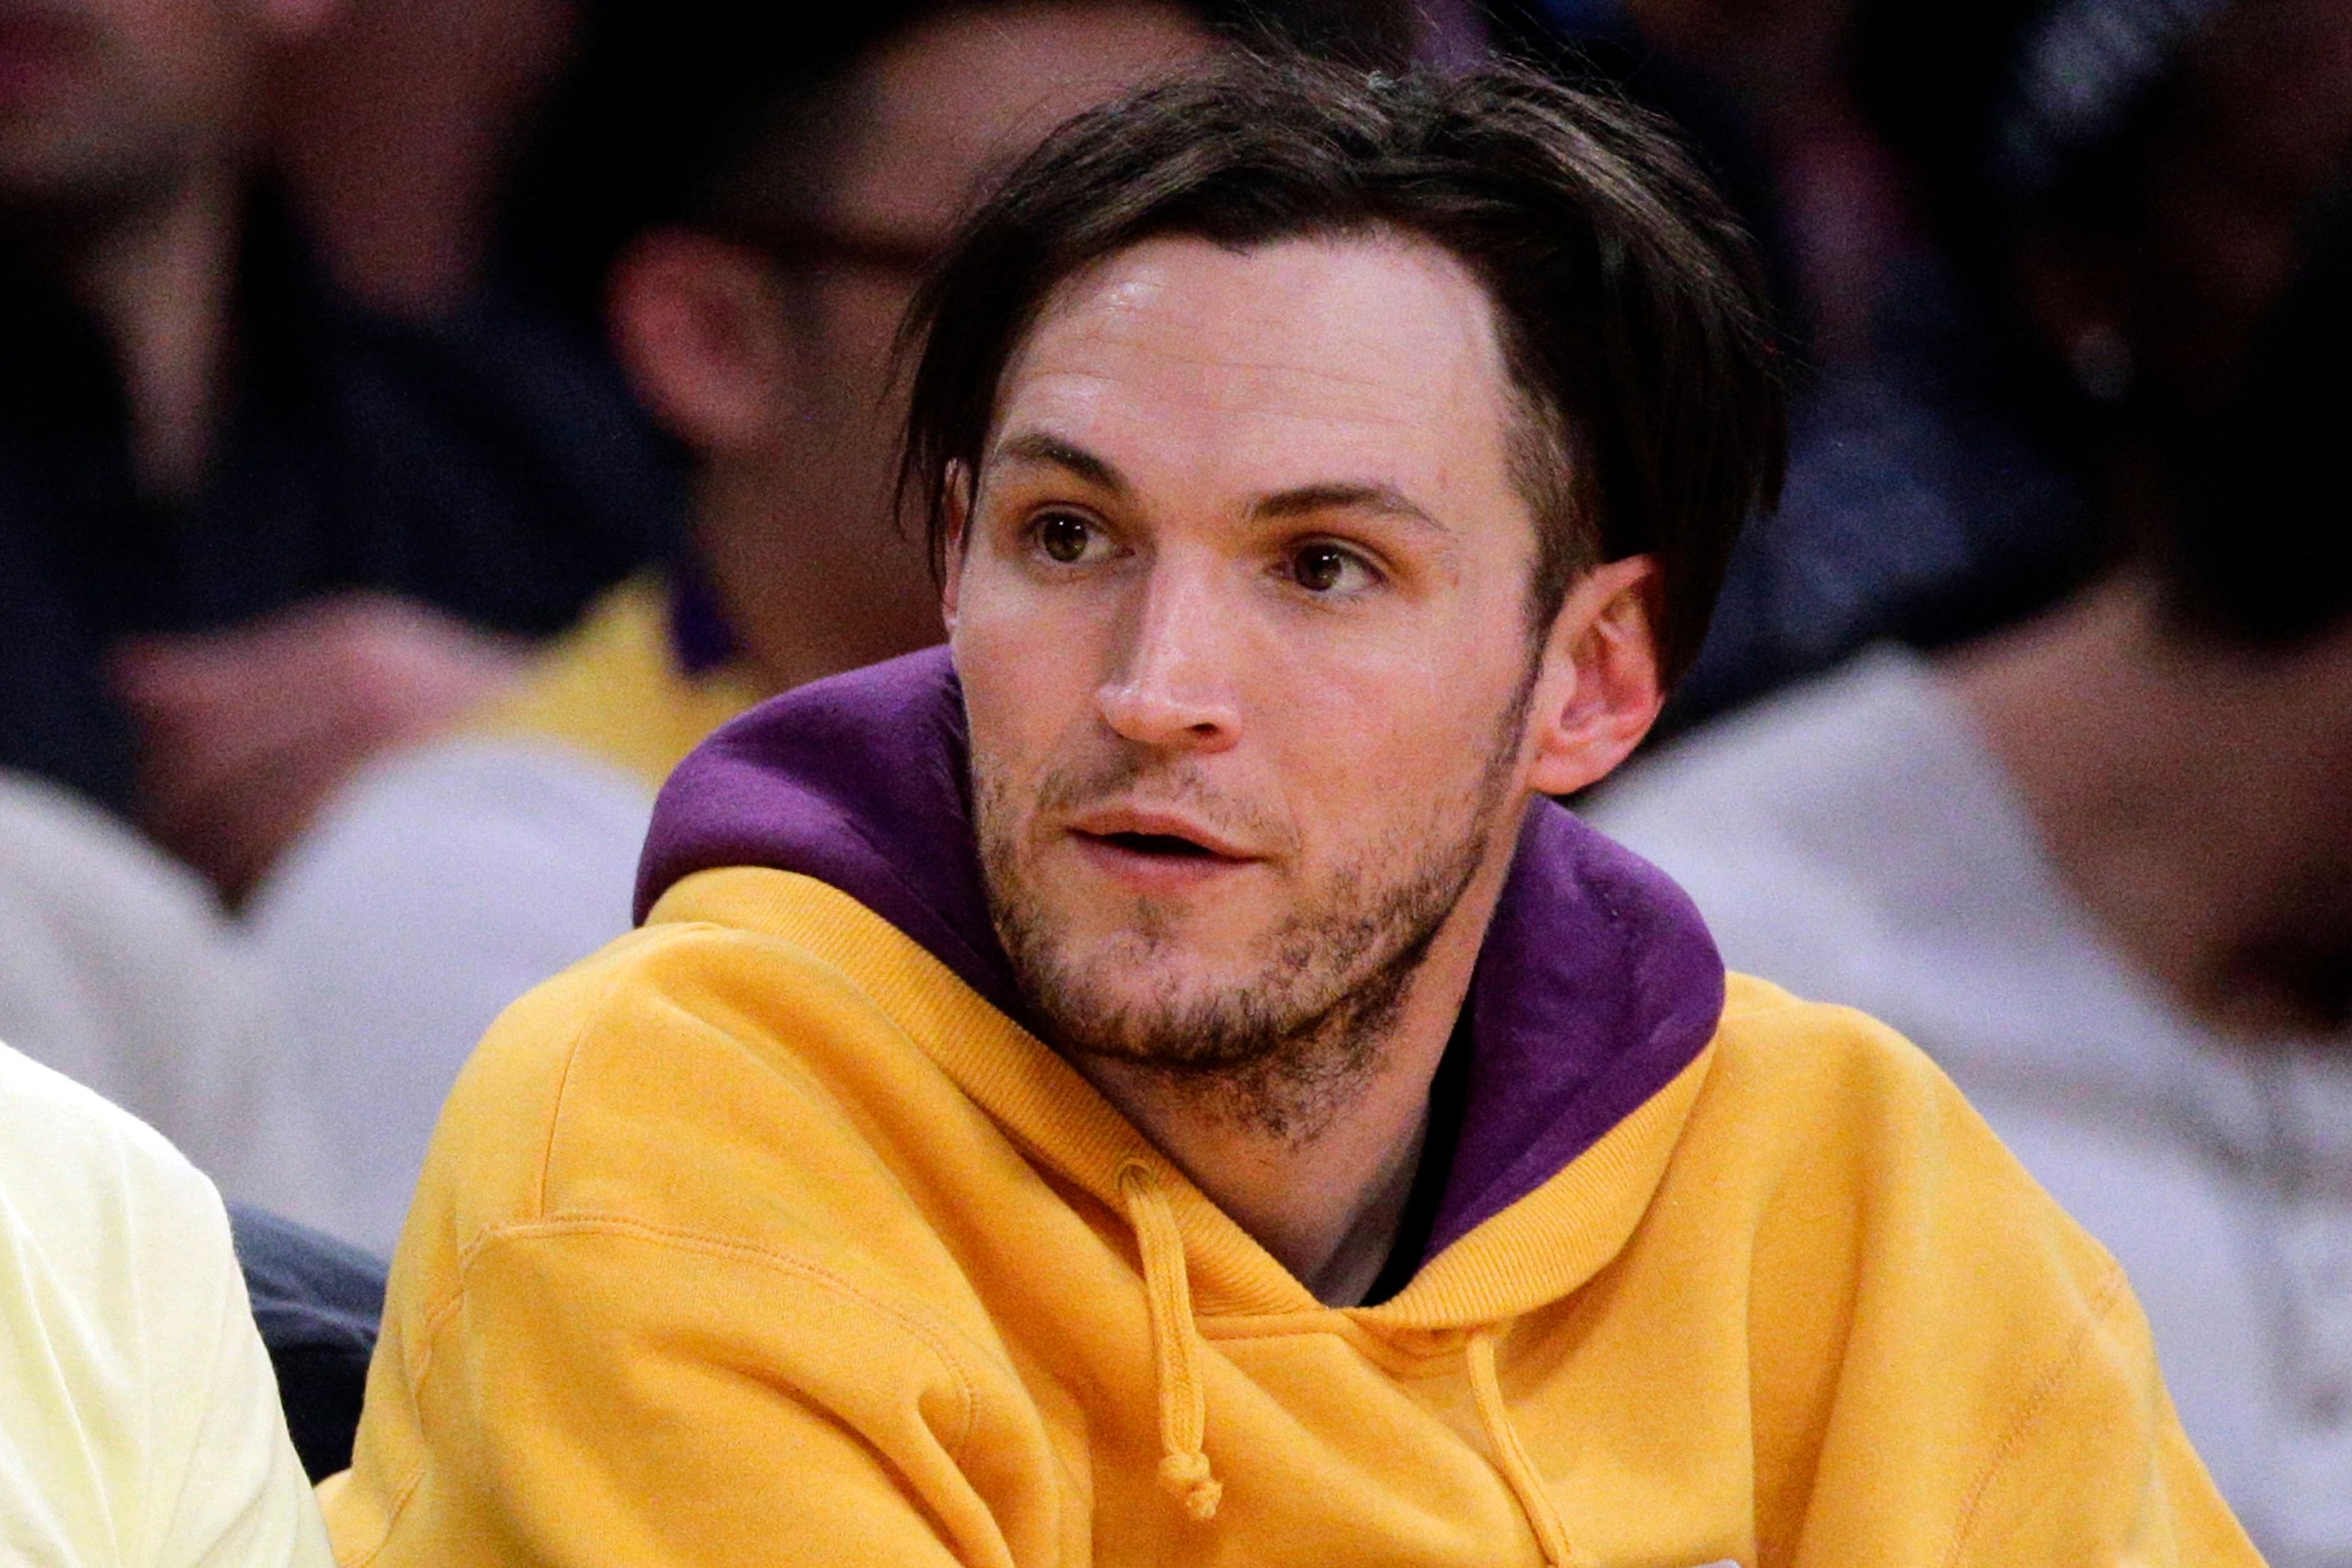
[1157,1450,1224,1520]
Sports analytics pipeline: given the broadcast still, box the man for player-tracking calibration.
[326,62,2253,1564]
[0,1033,332,1564]
[241,0,1270,1255]
[1591,157,2352,1568]
[0,0,673,894]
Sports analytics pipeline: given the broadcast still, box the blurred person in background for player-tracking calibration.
[270,0,576,317]
[0,1028,333,1565]
[247,0,1416,1257]
[0,767,328,1214]
[1591,4,2352,1548]
[0,0,677,899]
[1491,0,2099,734]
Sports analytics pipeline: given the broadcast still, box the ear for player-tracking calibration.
[607,230,798,456]
[939,461,974,633]
[1524,555,1667,797]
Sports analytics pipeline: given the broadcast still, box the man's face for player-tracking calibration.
[949,234,1558,1107]
[0,0,262,220]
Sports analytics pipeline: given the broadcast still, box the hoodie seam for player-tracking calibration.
[1939,1255,2131,1567]
[530,962,634,1221]
[374,959,620,1410]
[489,1213,987,1461]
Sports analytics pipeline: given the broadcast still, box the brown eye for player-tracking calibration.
[1036,512,1092,564]
[1292,543,1351,592]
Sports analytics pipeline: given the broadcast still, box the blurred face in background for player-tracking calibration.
[2024,0,2352,420]
[611,2,1212,689]
[0,0,312,224]
[2132,0,2352,408]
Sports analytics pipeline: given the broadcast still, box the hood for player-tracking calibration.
[637,646,1725,1261]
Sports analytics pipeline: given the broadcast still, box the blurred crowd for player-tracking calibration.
[0,0,2345,1557]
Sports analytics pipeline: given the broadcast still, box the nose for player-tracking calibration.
[1095,557,1242,753]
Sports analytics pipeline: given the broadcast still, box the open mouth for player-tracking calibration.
[1082,829,1227,860]
[1064,804,1259,878]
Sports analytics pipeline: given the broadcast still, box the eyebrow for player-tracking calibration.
[987,432,1132,497]
[986,430,1452,536]
[1250,481,1450,535]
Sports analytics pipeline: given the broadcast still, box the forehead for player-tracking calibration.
[992,232,1525,505]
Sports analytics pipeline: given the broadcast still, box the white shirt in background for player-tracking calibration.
[0,1038,333,1567]
[245,738,654,1254]
[1590,646,2352,1566]
[0,772,329,1222]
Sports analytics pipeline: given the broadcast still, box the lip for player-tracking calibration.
[1061,803,1265,892]
[1063,804,1260,862]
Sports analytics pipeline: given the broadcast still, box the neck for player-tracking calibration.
[70,160,241,497]
[1074,808,1522,1306]
[1942,579,2350,1034]
[695,471,946,694]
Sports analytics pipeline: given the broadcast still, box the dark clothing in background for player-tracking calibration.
[1666,258,2094,732]
[230,1204,387,1483]
[0,200,682,813]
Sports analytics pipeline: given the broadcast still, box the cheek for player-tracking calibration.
[1259,630,1531,824]
[949,577,1109,796]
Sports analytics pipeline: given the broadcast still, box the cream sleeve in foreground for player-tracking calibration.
[0,1041,333,1568]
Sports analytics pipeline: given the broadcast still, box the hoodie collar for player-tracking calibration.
[636,646,1726,1264]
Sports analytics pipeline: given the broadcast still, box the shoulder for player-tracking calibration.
[0,1038,229,1268]
[0,1040,257,1387]
[1686,977,2133,1402]
[1695,974,2053,1205]
[1672,986,2255,1562]
[0,769,214,905]
[1678,976,2133,1343]
[0,773,268,1138]
[412,908,963,1254]
[250,737,654,1040]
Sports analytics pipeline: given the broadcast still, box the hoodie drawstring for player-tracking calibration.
[1468,1326,1589,1568]
[1112,1161,1579,1559]
[1117,1159,1224,1522]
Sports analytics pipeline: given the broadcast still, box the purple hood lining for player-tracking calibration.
[636,646,1725,1264]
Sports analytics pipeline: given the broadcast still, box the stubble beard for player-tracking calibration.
[974,671,1537,1145]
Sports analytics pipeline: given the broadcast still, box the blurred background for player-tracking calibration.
[1,0,2346,1553]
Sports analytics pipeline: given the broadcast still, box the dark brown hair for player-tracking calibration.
[897,55,1785,685]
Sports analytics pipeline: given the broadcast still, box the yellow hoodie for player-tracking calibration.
[324,649,2256,1567]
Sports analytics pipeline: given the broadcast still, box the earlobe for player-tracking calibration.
[607,231,795,456]
[1524,556,1667,797]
